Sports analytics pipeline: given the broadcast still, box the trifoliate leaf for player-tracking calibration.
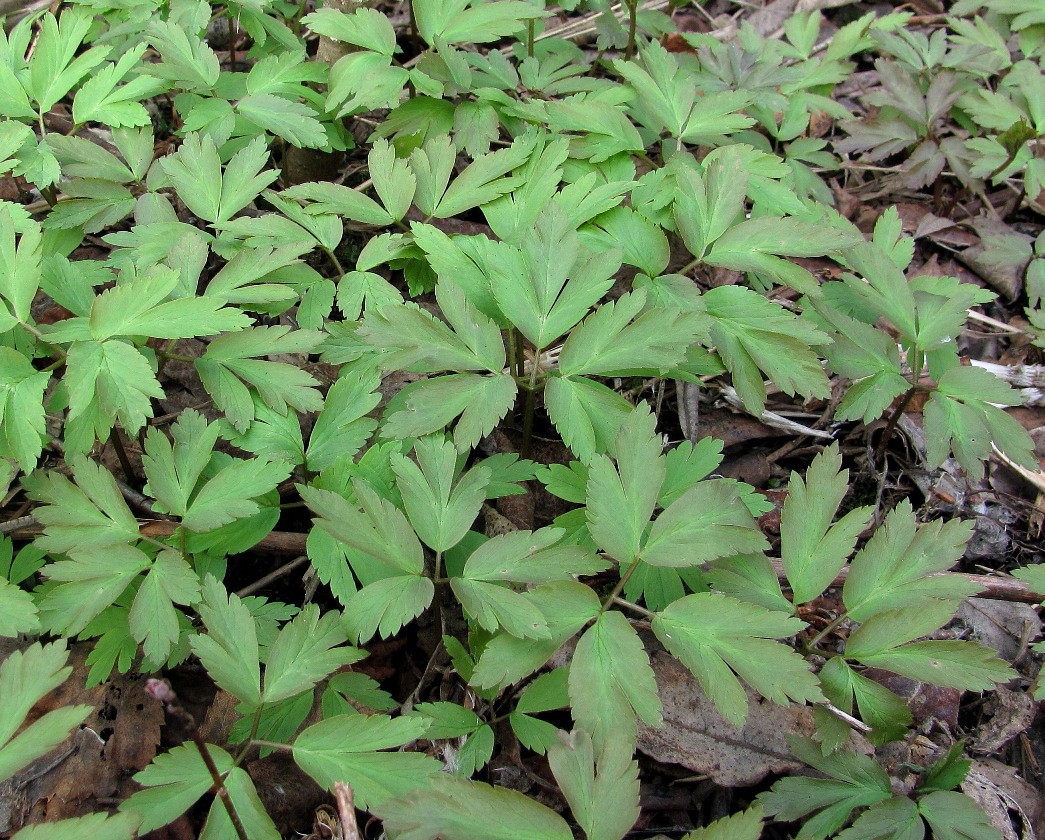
[548,729,640,840]
[292,713,440,808]
[374,775,572,840]
[842,500,979,622]
[653,593,822,727]
[0,641,91,783]
[570,610,662,752]
[263,604,363,704]
[782,445,873,604]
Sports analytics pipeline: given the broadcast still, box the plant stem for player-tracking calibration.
[109,427,136,482]
[599,558,642,615]
[526,19,535,58]
[807,612,848,649]
[322,246,345,277]
[873,386,917,465]
[521,349,542,458]
[612,595,655,619]
[624,0,638,60]
[234,704,265,766]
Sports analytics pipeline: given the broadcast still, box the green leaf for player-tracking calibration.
[142,409,219,518]
[72,45,165,128]
[196,326,325,432]
[451,577,550,638]
[705,285,831,414]
[545,375,634,463]
[237,94,327,148]
[0,347,49,471]
[305,6,398,54]
[64,338,164,435]
[653,593,823,727]
[360,282,505,373]
[383,373,518,452]
[306,370,381,471]
[370,139,416,221]
[181,456,291,533]
[672,150,748,260]
[0,207,42,323]
[585,405,665,563]
[471,581,600,691]
[89,268,249,340]
[924,366,1036,481]
[682,808,764,840]
[548,729,640,840]
[344,574,435,642]
[189,577,262,708]
[27,11,109,112]
[292,713,440,807]
[283,181,393,226]
[374,775,572,840]
[557,290,703,377]
[490,205,619,349]
[12,812,141,840]
[392,436,490,552]
[263,604,363,704]
[569,610,662,752]
[757,738,893,840]
[819,658,912,745]
[146,19,220,91]
[917,791,1001,840]
[461,527,608,584]
[24,454,139,553]
[129,550,200,662]
[842,500,980,622]
[835,797,924,840]
[0,641,91,783]
[302,482,423,576]
[200,766,280,840]
[161,133,278,225]
[38,544,151,635]
[429,132,538,218]
[0,574,38,637]
[641,480,768,567]
[413,0,544,46]
[782,445,873,604]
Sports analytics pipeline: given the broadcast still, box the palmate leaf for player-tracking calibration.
[653,593,823,727]
[0,641,91,783]
[375,775,572,840]
[292,713,440,808]
[782,445,873,605]
[569,610,662,752]
[548,729,640,840]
